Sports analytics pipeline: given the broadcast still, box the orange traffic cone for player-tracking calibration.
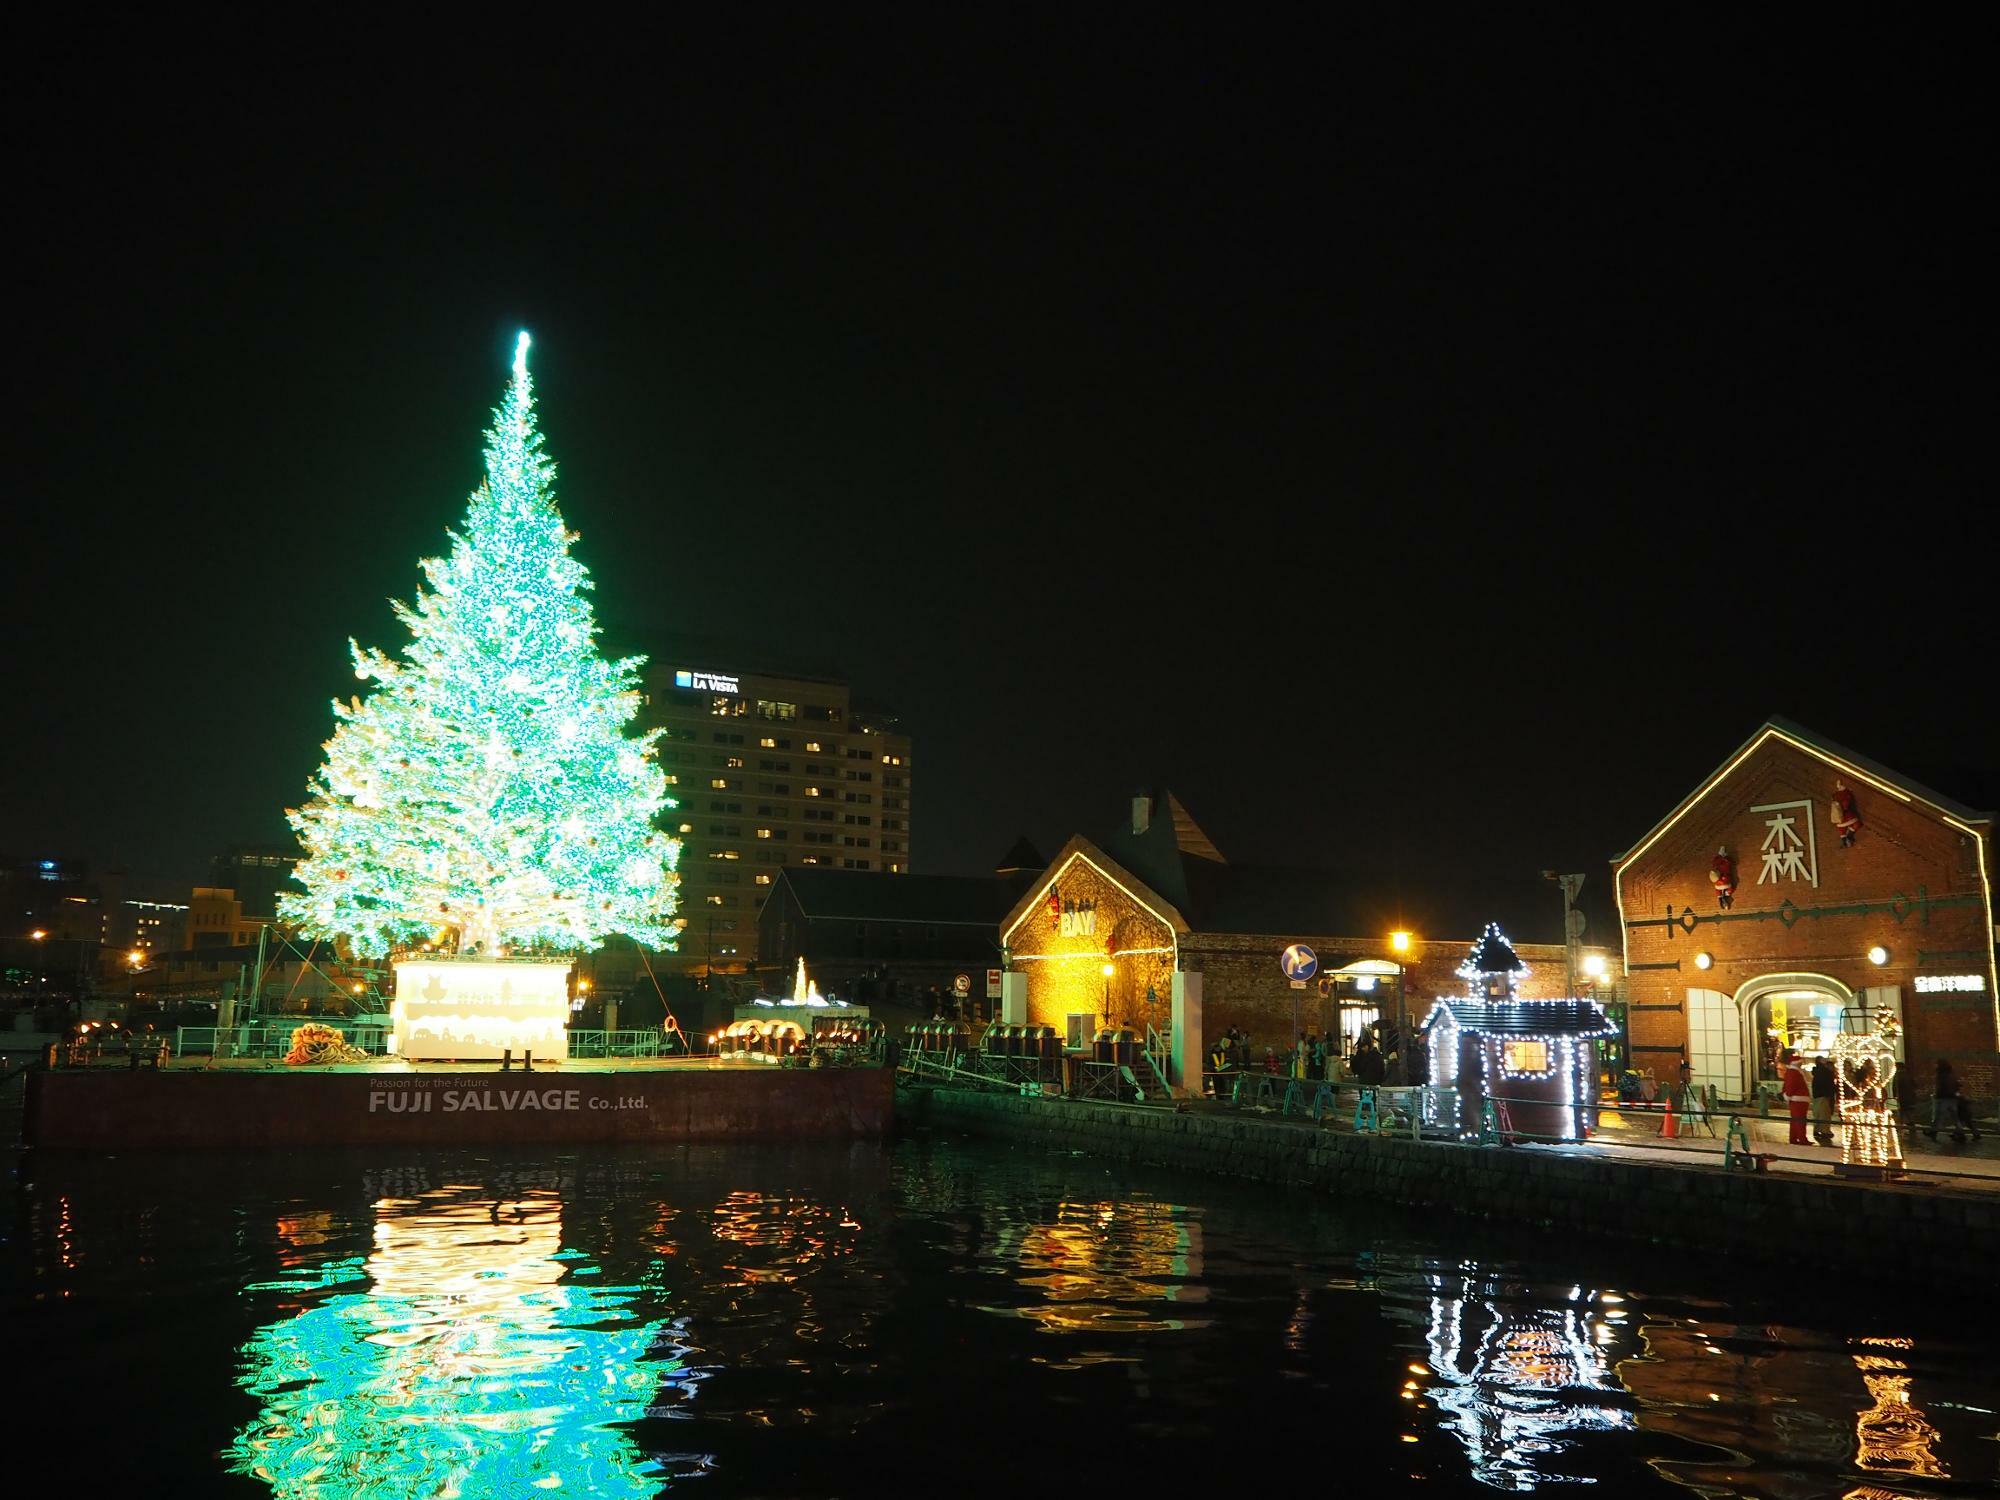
[1660,1091,1680,1138]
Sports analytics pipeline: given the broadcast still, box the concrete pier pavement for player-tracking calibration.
[1182,1083,2000,1192]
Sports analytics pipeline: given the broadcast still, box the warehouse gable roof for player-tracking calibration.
[772,868,1024,926]
[1616,716,1993,870]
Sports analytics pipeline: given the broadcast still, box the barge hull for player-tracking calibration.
[23,1064,894,1150]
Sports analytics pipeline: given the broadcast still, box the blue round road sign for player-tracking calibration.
[1280,943,1318,981]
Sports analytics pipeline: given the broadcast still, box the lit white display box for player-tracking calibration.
[390,958,572,1061]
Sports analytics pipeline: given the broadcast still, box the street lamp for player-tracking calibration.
[1580,951,1615,1074]
[1388,932,1413,1083]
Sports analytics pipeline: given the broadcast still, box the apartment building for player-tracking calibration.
[643,655,912,978]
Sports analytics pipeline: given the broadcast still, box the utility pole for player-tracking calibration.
[1544,872,1586,999]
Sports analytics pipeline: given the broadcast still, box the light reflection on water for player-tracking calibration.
[1420,1273,1631,1490]
[5,1138,1995,1498]
[1619,1319,1978,1497]
[226,1186,697,1497]
[978,1196,1208,1344]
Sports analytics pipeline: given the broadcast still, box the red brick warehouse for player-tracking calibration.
[1614,718,1997,1105]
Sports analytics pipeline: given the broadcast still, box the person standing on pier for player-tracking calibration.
[1352,1036,1387,1087]
[1811,1054,1836,1145]
[1780,1049,1811,1146]
[1808,1056,1832,1152]
[1927,1059,1979,1144]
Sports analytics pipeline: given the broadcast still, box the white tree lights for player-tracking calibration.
[280,333,681,958]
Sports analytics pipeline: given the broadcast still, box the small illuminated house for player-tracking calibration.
[1422,924,1614,1142]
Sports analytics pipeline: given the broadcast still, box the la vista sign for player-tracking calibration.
[674,668,739,693]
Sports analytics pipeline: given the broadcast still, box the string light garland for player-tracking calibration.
[280,333,681,957]
[1423,924,1613,1141]
[1832,1020,1906,1179]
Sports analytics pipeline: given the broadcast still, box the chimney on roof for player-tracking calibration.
[1131,792,1152,835]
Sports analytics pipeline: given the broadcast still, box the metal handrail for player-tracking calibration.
[174,1024,390,1057]
[1144,1022,1170,1091]
[566,1029,663,1058]
[901,1050,1018,1092]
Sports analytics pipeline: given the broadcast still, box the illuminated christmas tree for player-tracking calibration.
[281,333,680,958]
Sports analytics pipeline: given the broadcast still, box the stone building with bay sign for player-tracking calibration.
[997,791,1618,1094]
[1613,718,1998,1105]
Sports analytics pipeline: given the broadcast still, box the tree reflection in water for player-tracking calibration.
[228,1186,697,1498]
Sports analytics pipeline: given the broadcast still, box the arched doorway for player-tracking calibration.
[1329,959,1401,1061]
[1734,972,1856,1097]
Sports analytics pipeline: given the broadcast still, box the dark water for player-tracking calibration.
[2,1130,1993,1498]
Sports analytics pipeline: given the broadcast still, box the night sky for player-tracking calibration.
[11,17,1995,908]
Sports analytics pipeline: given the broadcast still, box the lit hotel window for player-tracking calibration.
[804,787,819,797]
[759,737,777,748]
[755,874,772,885]
[805,741,822,752]
[727,756,745,768]
[678,823,693,834]
[705,895,723,906]
[756,828,773,839]
[710,778,729,789]
[663,774,678,785]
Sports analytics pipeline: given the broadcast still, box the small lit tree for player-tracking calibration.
[281,334,680,958]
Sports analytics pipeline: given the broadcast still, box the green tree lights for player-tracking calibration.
[281,333,680,958]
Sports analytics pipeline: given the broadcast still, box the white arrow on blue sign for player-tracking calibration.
[1280,943,1318,982]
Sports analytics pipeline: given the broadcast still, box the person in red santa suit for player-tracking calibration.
[1710,847,1737,910]
[1780,1048,1811,1146]
[1830,781,1862,847]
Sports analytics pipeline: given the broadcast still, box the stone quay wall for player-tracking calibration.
[908,1087,1991,1290]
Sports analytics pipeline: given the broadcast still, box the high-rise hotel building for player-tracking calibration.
[641,655,912,978]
